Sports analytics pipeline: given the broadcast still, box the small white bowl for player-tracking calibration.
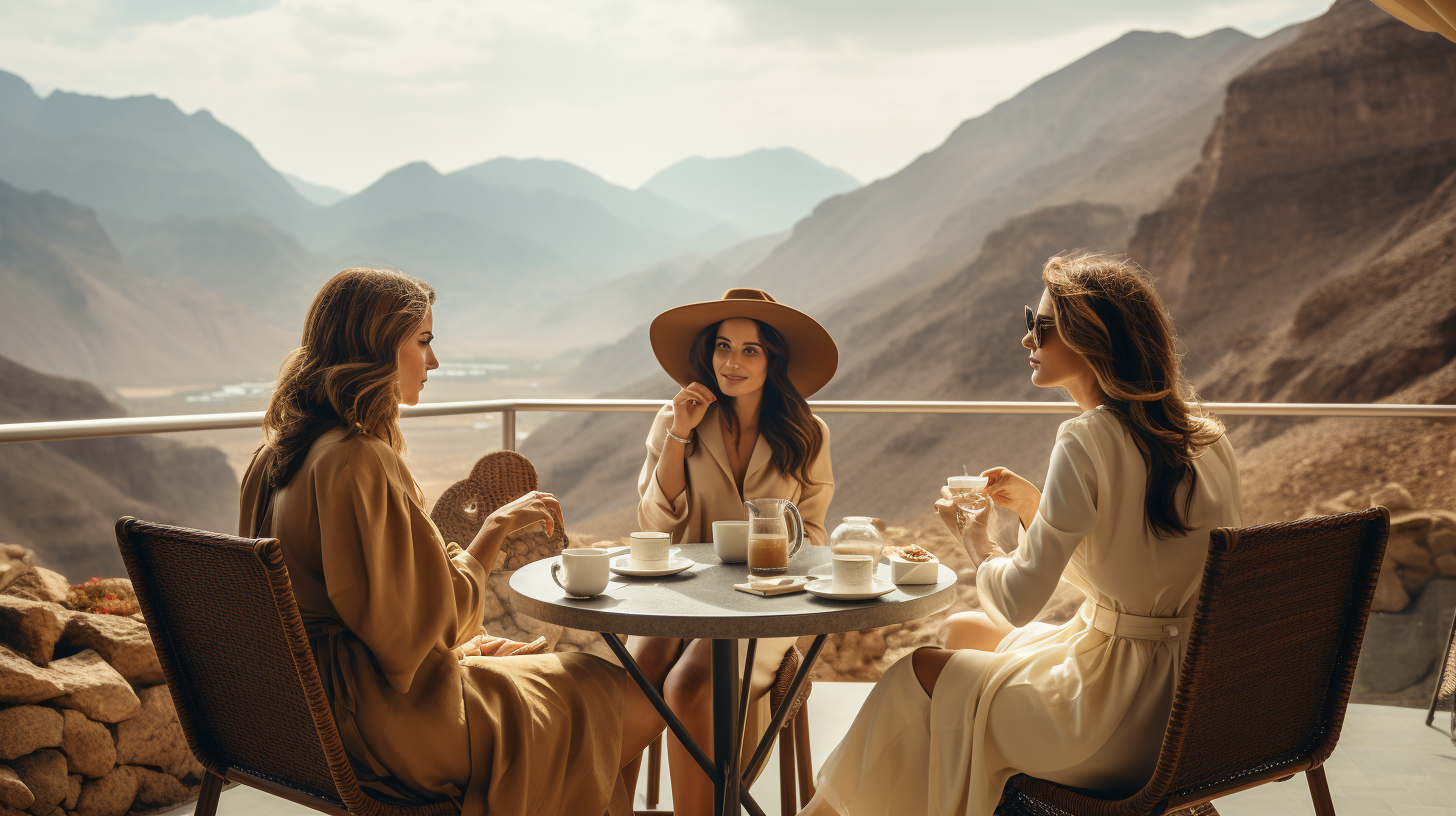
[885,551,940,585]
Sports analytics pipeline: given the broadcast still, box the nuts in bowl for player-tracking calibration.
[888,544,934,563]
[886,544,940,584]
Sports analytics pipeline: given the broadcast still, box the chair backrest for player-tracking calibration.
[1130,507,1390,809]
[115,517,446,816]
[429,450,566,571]
[430,451,538,551]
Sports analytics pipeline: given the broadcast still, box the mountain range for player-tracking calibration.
[0,179,292,385]
[4,0,1453,580]
[520,0,1456,538]
[0,70,861,366]
[642,148,860,236]
[0,352,239,580]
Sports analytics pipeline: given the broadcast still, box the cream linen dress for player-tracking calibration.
[637,402,833,768]
[815,405,1242,816]
[240,427,632,816]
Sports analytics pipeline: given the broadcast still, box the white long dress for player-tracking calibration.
[814,405,1242,816]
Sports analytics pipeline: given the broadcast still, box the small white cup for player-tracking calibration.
[712,521,750,563]
[830,554,875,593]
[551,548,610,598]
[629,531,671,569]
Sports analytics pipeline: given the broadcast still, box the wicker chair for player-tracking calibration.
[115,516,458,816]
[995,507,1390,816]
[430,450,567,569]
[1427,602,1456,744]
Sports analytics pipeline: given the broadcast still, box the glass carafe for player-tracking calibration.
[828,516,884,563]
[744,498,804,576]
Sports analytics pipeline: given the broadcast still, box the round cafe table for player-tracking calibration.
[509,542,958,816]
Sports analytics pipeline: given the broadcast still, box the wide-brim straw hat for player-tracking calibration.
[649,288,838,397]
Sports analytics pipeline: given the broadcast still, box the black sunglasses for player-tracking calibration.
[1024,306,1055,349]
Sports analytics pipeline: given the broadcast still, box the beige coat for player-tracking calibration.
[637,402,834,547]
[240,428,631,816]
[815,406,1242,815]
[636,402,834,768]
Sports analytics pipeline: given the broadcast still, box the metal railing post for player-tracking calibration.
[501,408,516,451]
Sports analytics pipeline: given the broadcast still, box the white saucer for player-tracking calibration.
[610,554,695,577]
[805,577,895,601]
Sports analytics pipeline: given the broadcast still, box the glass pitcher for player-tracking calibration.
[743,498,805,576]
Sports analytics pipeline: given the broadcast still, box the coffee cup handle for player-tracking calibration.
[551,561,567,592]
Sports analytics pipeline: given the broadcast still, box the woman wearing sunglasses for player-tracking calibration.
[801,253,1242,816]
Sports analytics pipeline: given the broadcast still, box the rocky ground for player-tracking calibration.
[0,550,208,816]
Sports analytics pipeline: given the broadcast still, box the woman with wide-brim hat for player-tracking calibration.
[627,288,837,816]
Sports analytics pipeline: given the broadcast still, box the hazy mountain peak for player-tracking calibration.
[641,147,859,236]
[458,156,610,191]
[452,155,729,243]
[0,68,314,234]
[377,160,442,183]
[283,172,350,207]
[0,70,37,101]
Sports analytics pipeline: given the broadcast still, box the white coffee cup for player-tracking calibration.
[551,548,610,598]
[831,554,875,593]
[629,531,671,569]
[712,521,750,563]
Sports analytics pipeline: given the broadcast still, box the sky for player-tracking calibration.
[1,0,1333,193]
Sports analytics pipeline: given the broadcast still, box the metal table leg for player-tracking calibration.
[600,633,772,816]
[712,639,740,816]
[599,632,718,782]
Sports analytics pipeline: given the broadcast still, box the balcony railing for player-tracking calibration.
[1,399,1453,450]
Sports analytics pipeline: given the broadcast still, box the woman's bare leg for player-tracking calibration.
[619,636,683,789]
[915,611,1011,696]
[940,610,1012,652]
[663,638,716,816]
[658,637,789,816]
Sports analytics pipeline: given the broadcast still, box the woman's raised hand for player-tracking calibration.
[487,490,562,537]
[981,467,1041,530]
[670,383,716,437]
[467,490,564,569]
[933,486,1008,566]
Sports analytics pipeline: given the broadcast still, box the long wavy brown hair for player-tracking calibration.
[687,320,825,485]
[1042,252,1224,538]
[259,267,436,490]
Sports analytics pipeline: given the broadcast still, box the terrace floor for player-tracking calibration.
[163,684,1455,816]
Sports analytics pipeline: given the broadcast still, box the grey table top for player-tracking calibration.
[508,543,959,639]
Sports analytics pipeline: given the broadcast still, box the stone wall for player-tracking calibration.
[0,548,207,816]
[1317,484,1456,707]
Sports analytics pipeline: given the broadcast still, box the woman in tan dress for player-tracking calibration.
[238,267,665,816]
[803,254,1242,815]
[627,288,837,816]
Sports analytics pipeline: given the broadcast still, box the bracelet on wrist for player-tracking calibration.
[665,428,692,445]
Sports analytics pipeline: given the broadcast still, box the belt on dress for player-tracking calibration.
[1090,604,1192,641]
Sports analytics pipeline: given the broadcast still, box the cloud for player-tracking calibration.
[0,0,1332,191]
